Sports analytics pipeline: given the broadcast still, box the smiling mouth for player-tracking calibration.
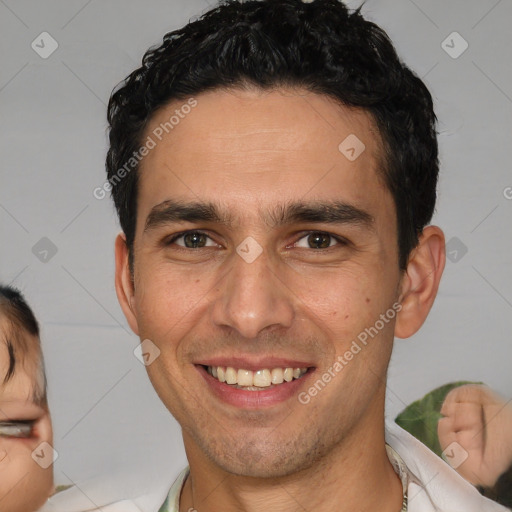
[202,365,311,390]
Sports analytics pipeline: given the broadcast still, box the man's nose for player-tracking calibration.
[210,245,295,339]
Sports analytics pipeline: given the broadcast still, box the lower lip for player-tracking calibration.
[196,365,314,409]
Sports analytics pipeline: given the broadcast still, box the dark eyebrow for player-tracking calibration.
[268,200,374,229]
[144,199,374,232]
[145,200,229,231]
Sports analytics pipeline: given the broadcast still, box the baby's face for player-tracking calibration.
[0,327,53,512]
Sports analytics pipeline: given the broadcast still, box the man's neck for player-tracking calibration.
[179,424,404,512]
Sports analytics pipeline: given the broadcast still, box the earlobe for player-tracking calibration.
[114,233,140,336]
[394,225,445,339]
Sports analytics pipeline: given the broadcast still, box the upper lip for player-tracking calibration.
[196,356,315,372]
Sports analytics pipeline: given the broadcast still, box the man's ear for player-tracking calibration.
[115,233,140,336]
[394,225,445,339]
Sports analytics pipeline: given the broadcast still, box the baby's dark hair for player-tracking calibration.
[0,284,47,408]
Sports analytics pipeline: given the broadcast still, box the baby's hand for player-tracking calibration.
[438,384,512,488]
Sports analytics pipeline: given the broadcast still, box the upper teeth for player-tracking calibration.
[207,366,308,388]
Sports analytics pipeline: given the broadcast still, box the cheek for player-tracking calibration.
[300,265,398,357]
[0,445,53,510]
[298,267,375,327]
[134,264,217,366]
[136,264,208,323]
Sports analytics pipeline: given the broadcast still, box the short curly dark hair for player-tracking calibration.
[106,0,438,270]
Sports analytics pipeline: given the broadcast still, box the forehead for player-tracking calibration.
[137,87,391,224]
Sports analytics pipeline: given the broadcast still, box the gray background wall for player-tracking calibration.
[1,0,511,502]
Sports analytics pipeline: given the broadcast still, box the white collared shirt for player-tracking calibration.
[156,422,509,512]
[40,422,510,512]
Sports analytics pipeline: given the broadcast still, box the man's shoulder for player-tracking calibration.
[385,421,510,512]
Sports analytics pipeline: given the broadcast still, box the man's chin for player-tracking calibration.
[217,456,321,480]
[195,435,324,479]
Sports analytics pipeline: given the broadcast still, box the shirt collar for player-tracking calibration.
[160,448,413,512]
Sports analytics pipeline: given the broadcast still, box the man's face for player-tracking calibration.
[0,323,53,512]
[120,88,404,477]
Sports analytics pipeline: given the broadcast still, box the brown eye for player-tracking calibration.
[308,233,331,249]
[294,232,345,250]
[182,232,208,248]
[167,231,217,249]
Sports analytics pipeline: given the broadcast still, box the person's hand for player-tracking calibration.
[438,384,512,488]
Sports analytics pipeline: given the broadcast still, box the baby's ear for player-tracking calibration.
[395,225,445,338]
[114,233,140,336]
